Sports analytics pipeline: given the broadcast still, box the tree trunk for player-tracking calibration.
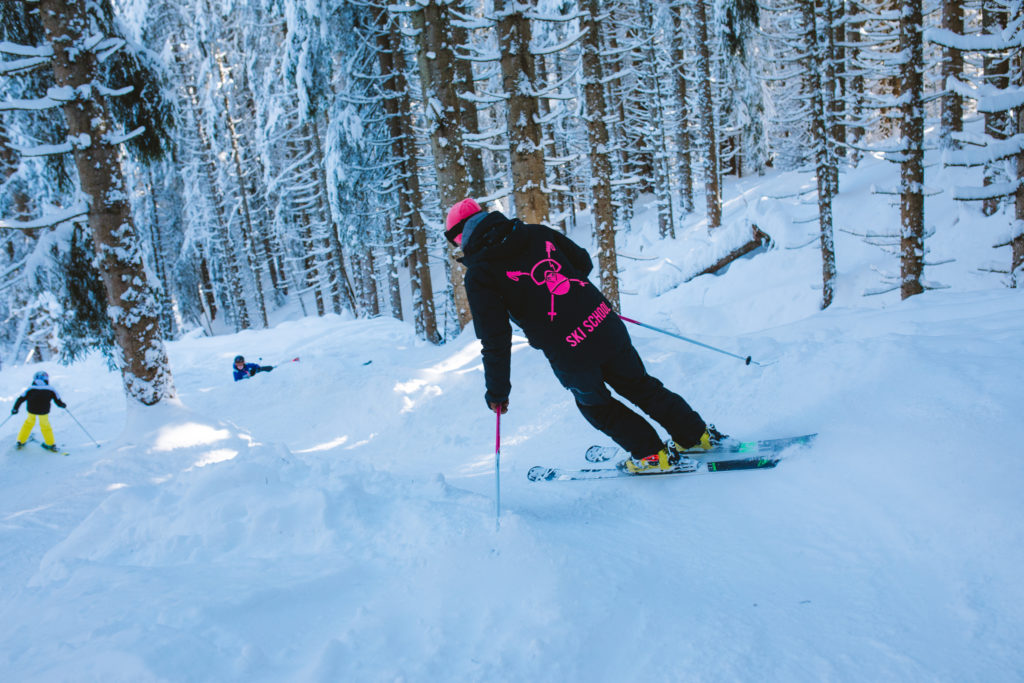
[380,10,439,341]
[639,0,675,239]
[803,0,836,309]
[1013,43,1024,287]
[413,1,471,329]
[361,247,380,317]
[899,0,925,299]
[143,166,178,338]
[307,115,358,314]
[38,0,175,405]
[172,45,249,330]
[982,0,1010,217]
[198,252,217,323]
[829,0,846,158]
[671,5,694,214]
[939,0,964,145]
[215,52,268,327]
[494,0,550,225]
[846,0,865,166]
[383,214,404,320]
[581,0,620,309]
[605,29,635,231]
[450,4,487,199]
[694,0,722,229]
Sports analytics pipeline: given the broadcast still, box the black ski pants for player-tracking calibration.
[550,339,706,457]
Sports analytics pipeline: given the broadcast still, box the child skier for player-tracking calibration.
[444,198,724,473]
[233,355,274,381]
[11,371,66,452]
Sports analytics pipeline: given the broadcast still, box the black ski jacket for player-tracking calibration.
[13,383,66,415]
[460,211,628,405]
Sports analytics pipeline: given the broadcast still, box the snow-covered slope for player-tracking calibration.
[1,155,1022,681]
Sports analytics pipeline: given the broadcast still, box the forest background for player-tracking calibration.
[1,0,1021,406]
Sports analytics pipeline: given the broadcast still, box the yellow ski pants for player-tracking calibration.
[17,413,54,447]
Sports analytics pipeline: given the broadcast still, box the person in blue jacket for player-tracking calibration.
[11,371,66,451]
[444,198,724,474]
[233,355,274,381]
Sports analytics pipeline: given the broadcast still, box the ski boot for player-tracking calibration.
[667,425,729,461]
[15,441,25,451]
[40,443,59,453]
[623,447,673,474]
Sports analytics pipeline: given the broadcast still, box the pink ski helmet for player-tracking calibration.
[444,198,484,246]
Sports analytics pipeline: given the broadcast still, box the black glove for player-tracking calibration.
[485,397,509,414]
[10,408,16,415]
[264,366,274,372]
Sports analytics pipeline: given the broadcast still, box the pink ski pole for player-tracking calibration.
[494,407,502,531]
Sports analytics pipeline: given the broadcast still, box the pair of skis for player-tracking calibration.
[14,436,70,457]
[527,433,815,482]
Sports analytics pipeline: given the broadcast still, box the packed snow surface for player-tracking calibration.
[2,160,1023,681]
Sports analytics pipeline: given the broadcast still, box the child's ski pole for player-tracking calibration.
[0,413,15,430]
[64,407,100,447]
[619,315,765,366]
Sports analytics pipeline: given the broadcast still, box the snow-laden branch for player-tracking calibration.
[94,37,126,62]
[464,126,507,142]
[450,8,492,31]
[0,203,89,230]
[0,96,63,112]
[0,42,52,57]
[105,126,146,146]
[953,180,1022,201]
[96,83,135,98]
[945,134,1024,167]
[13,141,74,157]
[466,88,508,104]
[0,56,50,75]
[524,10,584,23]
[947,76,1024,113]
[532,28,586,56]
[926,27,1023,51]
[455,47,500,63]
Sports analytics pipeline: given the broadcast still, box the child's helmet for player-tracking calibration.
[234,355,244,364]
[33,371,49,383]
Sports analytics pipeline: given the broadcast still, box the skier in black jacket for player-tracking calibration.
[11,371,66,452]
[445,198,723,473]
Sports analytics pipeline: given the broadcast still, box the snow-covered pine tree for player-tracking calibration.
[411,0,472,329]
[636,0,677,238]
[213,50,269,327]
[692,0,723,228]
[492,0,551,225]
[801,0,839,308]
[373,3,441,340]
[845,0,867,165]
[581,0,621,307]
[450,0,489,201]
[159,1,253,331]
[669,0,695,213]
[35,0,174,404]
[717,0,764,178]
[931,0,1024,285]
[757,0,813,170]
[531,2,583,235]
[0,2,69,363]
[898,0,927,299]
[938,0,965,145]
